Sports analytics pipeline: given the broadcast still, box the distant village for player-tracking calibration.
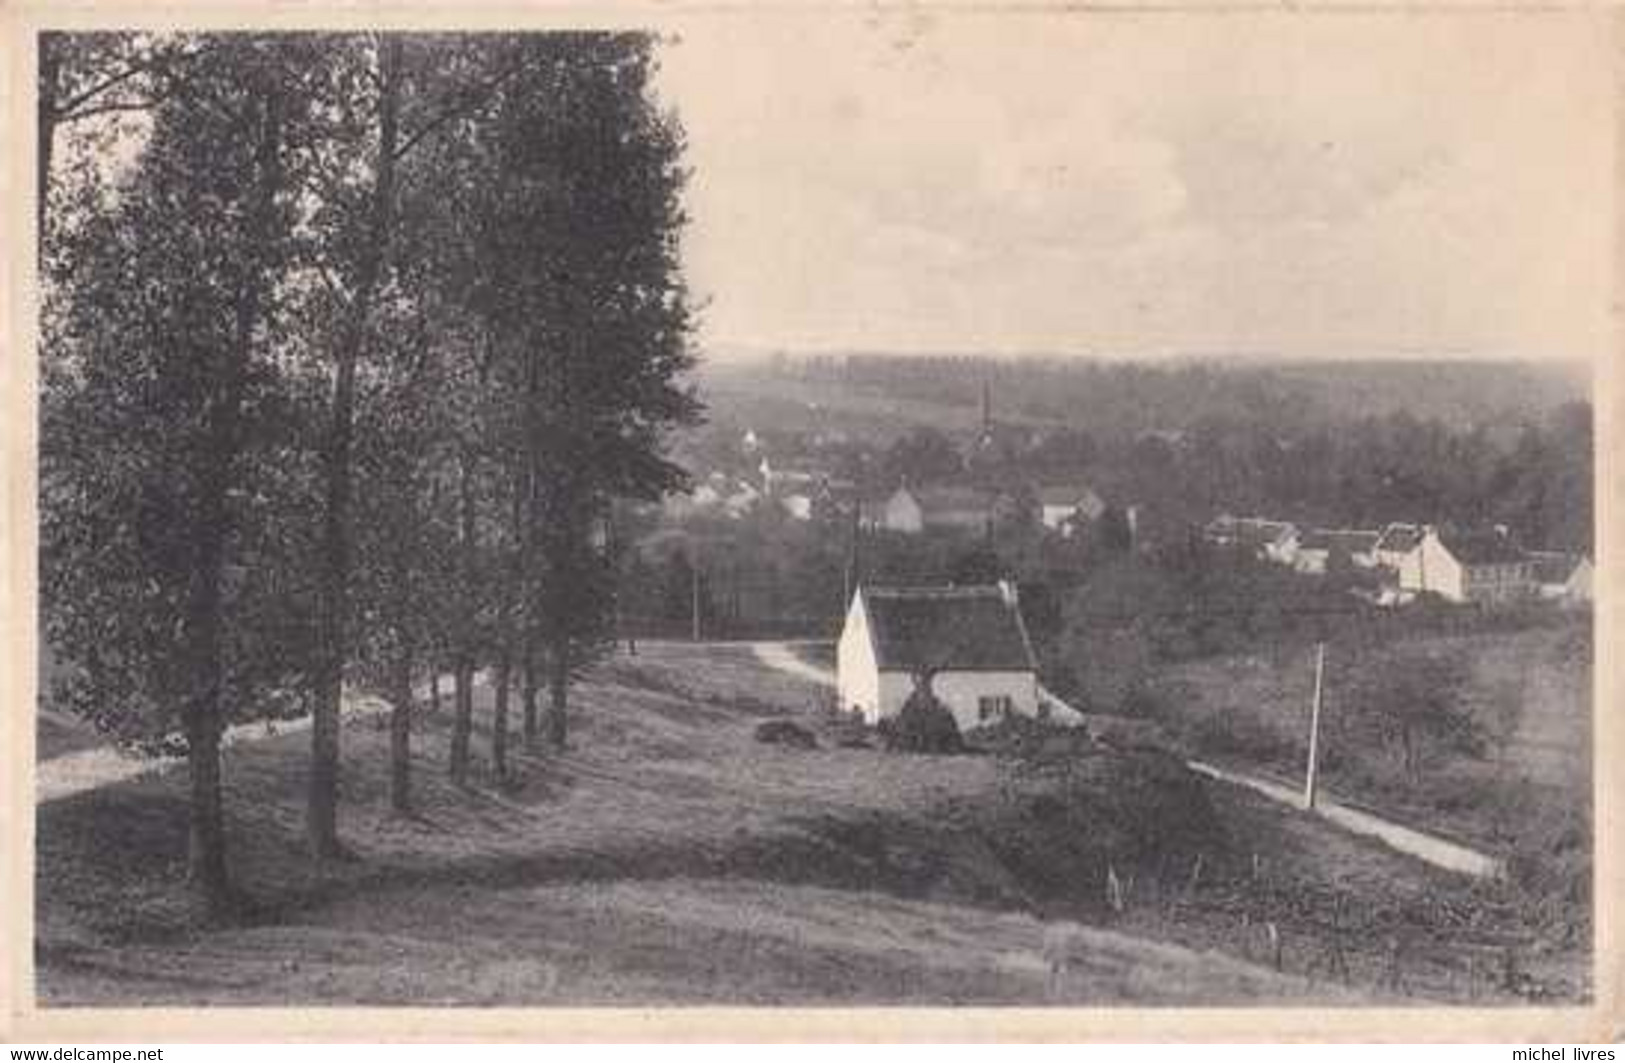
[649,393,1593,616]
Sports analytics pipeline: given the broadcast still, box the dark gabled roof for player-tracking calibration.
[1298,528,1381,554]
[1376,523,1423,554]
[1037,485,1103,508]
[1526,550,1585,584]
[1439,529,1527,566]
[911,486,993,515]
[1206,516,1295,548]
[861,584,1036,674]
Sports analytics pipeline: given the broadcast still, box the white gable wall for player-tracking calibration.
[883,490,924,534]
[1567,559,1593,602]
[1397,532,1465,601]
[1263,530,1299,565]
[1040,503,1076,530]
[836,592,881,719]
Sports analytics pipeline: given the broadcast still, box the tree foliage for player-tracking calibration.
[40,31,698,906]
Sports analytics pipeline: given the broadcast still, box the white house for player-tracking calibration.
[837,582,1051,731]
[1395,526,1535,604]
[780,493,814,520]
[722,479,761,519]
[1038,486,1107,535]
[758,456,820,497]
[1527,551,1593,605]
[878,486,991,535]
[1203,515,1299,564]
[1292,528,1382,574]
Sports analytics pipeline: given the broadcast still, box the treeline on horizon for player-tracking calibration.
[744,350,1588,435]
[696,351,1592,556]
[39,31,697,912]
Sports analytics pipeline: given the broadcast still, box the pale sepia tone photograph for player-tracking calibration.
[6,0,1619,1038]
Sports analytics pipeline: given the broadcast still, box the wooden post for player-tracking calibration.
[1304,640,1326,810]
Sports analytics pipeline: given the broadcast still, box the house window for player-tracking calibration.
[978,695,1013,721]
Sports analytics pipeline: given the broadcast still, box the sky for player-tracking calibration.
[652,9,1615,362]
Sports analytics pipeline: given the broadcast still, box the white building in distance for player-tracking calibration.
[1394,526,1535,605]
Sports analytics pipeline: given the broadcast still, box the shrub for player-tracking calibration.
[879,691,964,754]
[1187,703,1297,764]
[754,719,818,750]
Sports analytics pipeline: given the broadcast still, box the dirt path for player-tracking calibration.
[36,697,391,804]
[35,673,484,805]
[1183,760,1501,878]
[750,641,836,686]
[749,640,1503,881]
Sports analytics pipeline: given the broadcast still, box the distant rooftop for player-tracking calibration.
[1298,528,1381,553]
[1037,485,1105,509]
[1439,528,1526,566]
[906,485,994,514]
[1526,550,1586,584]
[1205,515,1295,547]
[1376,523,1424,554]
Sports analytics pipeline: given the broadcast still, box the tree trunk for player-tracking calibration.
[520,350,542,746]
[36,34,59,253]
[545,633,568,750]
[450,656,473,785]
[183,551,231,914]
[181,84,286,914]
[493,468,521,777]
[449,443,477,784]
[182,305,234,910]
[309,34,401,861]
[492,647,511,782]
[429,669,442,714]
[521,641,539,744]
[389,632,414,814]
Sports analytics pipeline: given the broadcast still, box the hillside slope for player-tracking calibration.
[36,643,1346,1006]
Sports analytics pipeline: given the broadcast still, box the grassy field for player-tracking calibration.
[1146,625,1589,838]
[1142,622,1591,975]
[35,641,1582,1006]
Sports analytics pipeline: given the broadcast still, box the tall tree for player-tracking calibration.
[41,35,315,910]
[300,32,407,858]
[468,34,700,749]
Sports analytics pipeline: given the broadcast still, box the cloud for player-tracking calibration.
[655,10,1613,361]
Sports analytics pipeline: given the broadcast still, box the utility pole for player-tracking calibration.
[1304,640,1327,810]
[844,497,861,609]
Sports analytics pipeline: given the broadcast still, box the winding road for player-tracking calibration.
[749,641,1503,880]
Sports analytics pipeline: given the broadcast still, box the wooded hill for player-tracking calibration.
[39,32,698,913]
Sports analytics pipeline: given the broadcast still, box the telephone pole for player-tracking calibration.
[1304,640,1327,810]
[844,497,861,609]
